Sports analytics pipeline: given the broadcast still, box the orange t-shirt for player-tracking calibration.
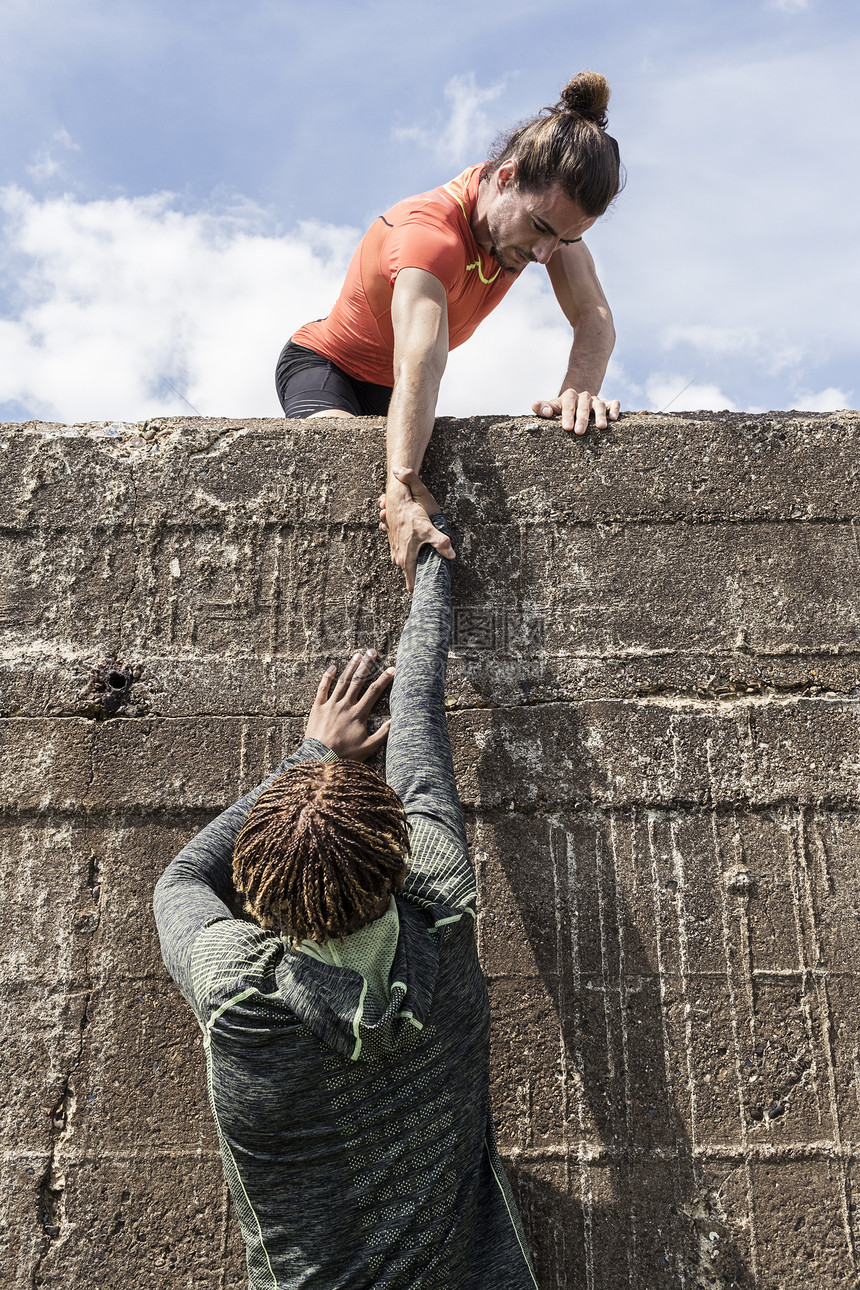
[292,166,518,387]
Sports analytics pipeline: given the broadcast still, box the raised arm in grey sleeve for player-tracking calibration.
[385,514,475,910]
[153,736,337,1001]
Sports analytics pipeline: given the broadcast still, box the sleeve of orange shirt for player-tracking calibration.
[378,211,464,296]
[293,179,491,386]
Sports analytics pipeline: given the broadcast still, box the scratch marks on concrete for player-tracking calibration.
[30,735,101,1287]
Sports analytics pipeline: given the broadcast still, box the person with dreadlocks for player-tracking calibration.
[153,467,538,1290]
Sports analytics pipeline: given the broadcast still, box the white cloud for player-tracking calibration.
[394,74,504,169]
[26,128,80,184]
[0,180,780,425]
[26,154,61,183]
[789,386,851,412]
[0,187,358,422]
[659,324,803,376]
[596,38,860,413]
[0,185,581,424]
[766,0,809,11]
[643,374,737,414]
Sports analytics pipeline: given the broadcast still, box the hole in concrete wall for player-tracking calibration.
[88,657,144,717]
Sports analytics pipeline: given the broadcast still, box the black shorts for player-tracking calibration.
[275,340,393,418]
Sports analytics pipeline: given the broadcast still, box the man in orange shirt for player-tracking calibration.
[276,71,623,590]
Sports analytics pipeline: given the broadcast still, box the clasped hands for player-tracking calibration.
[377,465,453,594]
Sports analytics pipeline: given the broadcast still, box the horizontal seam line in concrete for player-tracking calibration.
[10,1142,859,1166]
[5,648,860,662]
[3,693,859,721]
[5,694,860,716]
[10,1143,860,1164]
[3,515,860,532]
[483,968,858,981]
[11,967,860,989]
[0,979,182,992]
[498,1143,860,1162]
[7,799,860,820]
[1,1147,223,1164]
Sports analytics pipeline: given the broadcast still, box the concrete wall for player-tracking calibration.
[3,410,860,1289]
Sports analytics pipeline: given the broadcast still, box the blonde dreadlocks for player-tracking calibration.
[233,760,411,944]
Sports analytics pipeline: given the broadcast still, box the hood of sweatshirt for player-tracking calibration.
[196,893,441,1063]
[276,895,441,1061]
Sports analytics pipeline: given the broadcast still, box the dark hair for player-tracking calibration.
[483,71,624,217]
[233,760,411,944]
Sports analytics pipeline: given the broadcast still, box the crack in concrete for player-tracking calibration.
[30,734,102,1288]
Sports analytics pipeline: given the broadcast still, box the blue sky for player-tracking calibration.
[1,0,857,421]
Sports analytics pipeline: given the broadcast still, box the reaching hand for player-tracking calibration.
[532,390,621,436]
[377,465,454,593]
[304,649,395,761]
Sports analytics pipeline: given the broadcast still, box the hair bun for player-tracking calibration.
[557,70,611,129]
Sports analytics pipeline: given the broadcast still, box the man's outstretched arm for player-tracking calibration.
[385,469,475,911]
[534,239,620,436]
[384,267,456,592]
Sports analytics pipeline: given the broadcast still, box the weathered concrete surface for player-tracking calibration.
[2,409,860,1289]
